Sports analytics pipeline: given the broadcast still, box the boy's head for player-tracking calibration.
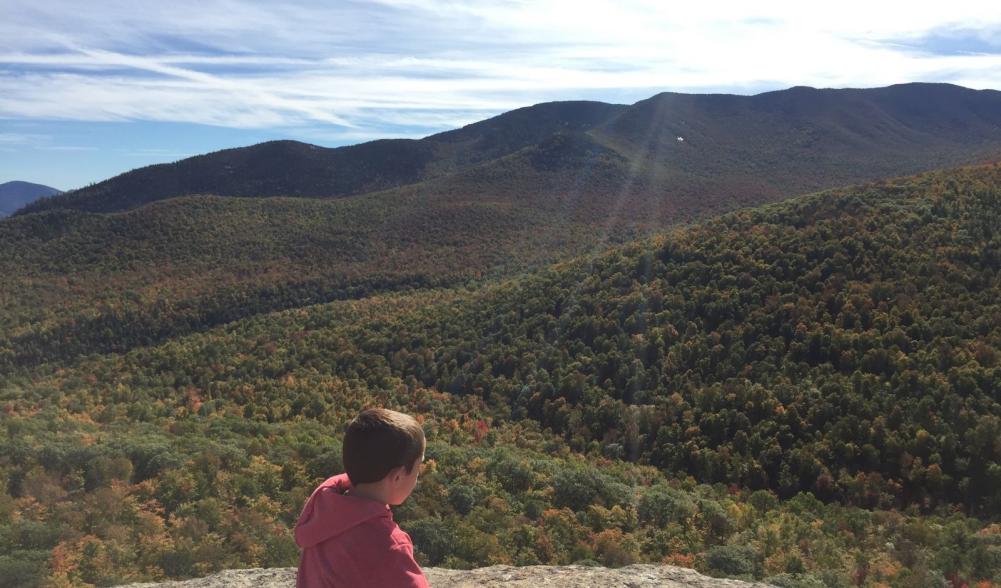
[343,408,425,503]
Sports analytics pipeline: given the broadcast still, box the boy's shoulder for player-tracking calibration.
[346,510,413,549]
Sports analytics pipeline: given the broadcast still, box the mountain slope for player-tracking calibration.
[0,183,611,368]
[335,161,1001,514]
[588,83,1001,208]
[0,181,61,216]
[16,101,624,214]
[16,83,1001,219]
[7,159,1001,512]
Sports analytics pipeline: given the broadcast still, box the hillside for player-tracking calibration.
[0,181,61,217]
[18,83,1001,216]
[7,84,1001,370]
[3,163,1000,587]
[0,183,612,369]
[356,163,1001,514]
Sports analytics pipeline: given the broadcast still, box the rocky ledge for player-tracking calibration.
[119,564,774,587]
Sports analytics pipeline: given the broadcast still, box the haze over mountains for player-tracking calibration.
[0,181,61,217]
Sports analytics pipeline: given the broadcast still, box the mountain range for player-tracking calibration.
[7,83,1001,368]
[0,181,61,217]
[18,82,1001,219]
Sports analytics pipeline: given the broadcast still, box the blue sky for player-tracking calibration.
[2,0,1001,190]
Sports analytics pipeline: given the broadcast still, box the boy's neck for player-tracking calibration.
[348,481,390,506]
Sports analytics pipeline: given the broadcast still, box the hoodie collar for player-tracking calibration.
[294,474,393,548]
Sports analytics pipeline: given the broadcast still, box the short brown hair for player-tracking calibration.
[343,408,425,484]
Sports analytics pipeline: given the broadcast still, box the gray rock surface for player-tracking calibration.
[118,565,774,587]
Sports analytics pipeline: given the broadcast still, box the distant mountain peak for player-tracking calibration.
[0,181,62,217]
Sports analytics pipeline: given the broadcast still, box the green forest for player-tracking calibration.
[2,163,1001,587]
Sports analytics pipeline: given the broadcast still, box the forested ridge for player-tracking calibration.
[0,183,617,370]
[358,164,1001,514]
[3,163,1001,587]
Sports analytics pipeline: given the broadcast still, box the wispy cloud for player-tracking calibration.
[0,132,47,145]
[0,131,94,152]
[2,0,1001,136]
[878,25,1001,57]
[44,145,97,151]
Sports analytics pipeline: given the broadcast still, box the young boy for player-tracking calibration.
[295,408,429,588]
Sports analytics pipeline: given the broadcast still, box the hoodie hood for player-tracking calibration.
[294,473,392,548]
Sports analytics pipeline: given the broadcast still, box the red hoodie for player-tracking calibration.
[295,474,429,588]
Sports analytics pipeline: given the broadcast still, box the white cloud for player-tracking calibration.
[1,0,1001,133]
